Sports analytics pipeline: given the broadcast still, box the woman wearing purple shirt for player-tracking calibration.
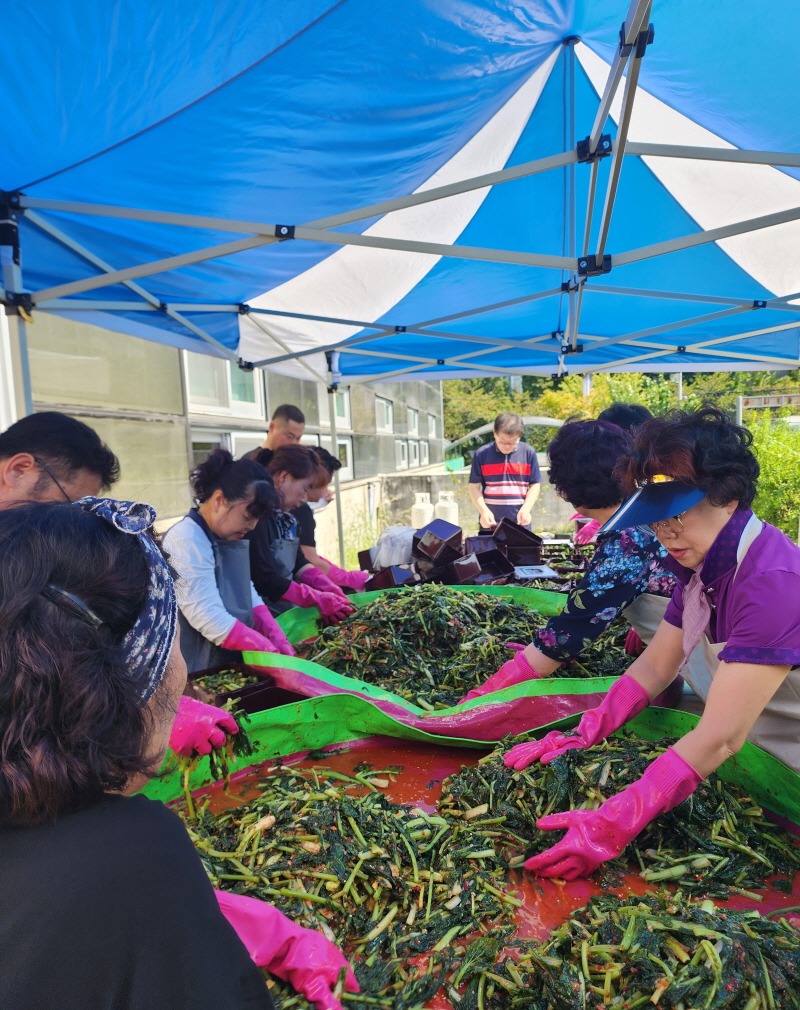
[504,407,800,880]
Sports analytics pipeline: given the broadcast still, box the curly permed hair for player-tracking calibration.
[615,406,760,508]
[547,419,631,509]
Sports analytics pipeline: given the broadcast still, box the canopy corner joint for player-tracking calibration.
[577,134,612,163]
[577,254,612,277]
[619,22,654,58]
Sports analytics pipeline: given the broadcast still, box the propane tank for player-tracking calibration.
[434,491,459,526]
[411,492,434,530]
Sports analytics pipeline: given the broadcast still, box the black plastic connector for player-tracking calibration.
[274,224,295,239]
[2,291,34,318]
[237,358,255,372]
[619,22,654,57]
[752,299,767,309]
[577,254,612,277]
[561,342,584,355]
[238,303,251,315]
[394,325,406,332]
[677,346,686,354]
[576,134,612,164]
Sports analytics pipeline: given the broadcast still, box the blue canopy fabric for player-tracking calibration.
[3,0,800,383]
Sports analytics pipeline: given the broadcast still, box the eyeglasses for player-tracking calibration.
[648,511,687,534]
[33,456,72,503]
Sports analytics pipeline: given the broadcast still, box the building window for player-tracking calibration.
[185,351,264,419]
[409,440,420,467]
[407,407,419,436]
[427,413,437,439]
[334,389,351,430]
[376,396,394,433]
[191,432,229,470]
[318,387,352,431]
[420,441,430,466]
[336,437,354,481]
[394,439,408,470]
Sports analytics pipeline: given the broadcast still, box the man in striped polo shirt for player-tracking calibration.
[468,412,541,533]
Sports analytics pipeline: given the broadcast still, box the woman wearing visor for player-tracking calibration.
[462,419,694,703]
[505,407,800,880]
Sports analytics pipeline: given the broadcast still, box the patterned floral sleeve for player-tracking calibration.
[532,528,676,661]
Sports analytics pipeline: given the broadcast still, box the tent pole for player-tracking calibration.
[325,354,346,567]
[0,201,33,416]
[14,317,33,416]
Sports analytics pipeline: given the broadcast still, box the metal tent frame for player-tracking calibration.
[3,0,800,401]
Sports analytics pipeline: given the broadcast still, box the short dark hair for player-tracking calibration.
[267,445,317,481]
[0,411,120,490]
[617,406,760,509]
[597,402,653,432]
[0,502,165,825]
[190,448,278,519]
[547,420,631,509]
[270,404,305,425]
[493,412,524,437]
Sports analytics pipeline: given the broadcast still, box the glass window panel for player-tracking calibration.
[407,408,419,435]
[77,415,191,520]
[186,353,229,408]
[376,397,394,433]
[230,365,257,405]
[394,439,408,469]
[427,413,437,439]
[420,441,430,466]
[29,315,183,413]
[409,440,420,466]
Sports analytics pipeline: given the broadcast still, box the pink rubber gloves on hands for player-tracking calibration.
[169,695,238,757]
[216,891,359,1010]
[321,559,370,592]
[281,579,354,624]
[524,748,702,878]
[460,646,542,702]
[502,674,702,878]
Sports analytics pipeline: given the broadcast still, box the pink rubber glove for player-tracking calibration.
[624,627,645,657]
[574,518,601,545]
[221,619,280,655]
[281,580,355,623]
[503,674,649,770]
[252,604,295,656]
[297,564,349,599]
[169,695,238,757]
[215,891,359,1010]
[460,649,542,703]
[321,558,371,592]
[525,748,703,879]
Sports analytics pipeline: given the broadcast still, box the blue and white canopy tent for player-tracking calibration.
[3,0,800,406]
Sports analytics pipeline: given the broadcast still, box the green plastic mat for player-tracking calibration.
[144,692,800,827]
[275,583,567,643]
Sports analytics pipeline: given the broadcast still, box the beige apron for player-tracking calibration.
[623,592,711,694]
[683,514,800,773]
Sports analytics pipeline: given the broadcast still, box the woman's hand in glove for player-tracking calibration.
[169,696,238,757]
[215,891,359,1010]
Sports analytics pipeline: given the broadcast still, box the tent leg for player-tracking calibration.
[327,385,346,567]
[15,316,34,416]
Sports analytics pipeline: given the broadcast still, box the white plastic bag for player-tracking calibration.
[373,525,416,568]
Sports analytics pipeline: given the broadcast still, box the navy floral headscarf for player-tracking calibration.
[75,497,177,702]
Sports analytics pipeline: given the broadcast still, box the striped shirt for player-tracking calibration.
[469,441,541,524]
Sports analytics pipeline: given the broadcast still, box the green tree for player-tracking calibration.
[750,416,800,538]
